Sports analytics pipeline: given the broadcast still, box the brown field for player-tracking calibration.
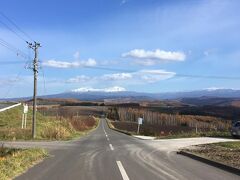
[37,105,106,118]
[111,121,194,136]
[26,98,239,138]
[106,105,232,137]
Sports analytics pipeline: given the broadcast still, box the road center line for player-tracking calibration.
[116,161,130,180]
[102,119,106,132]
[109,144,114,151]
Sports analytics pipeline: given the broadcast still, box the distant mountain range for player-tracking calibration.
[2,88,240,102]
[44,88,240,100]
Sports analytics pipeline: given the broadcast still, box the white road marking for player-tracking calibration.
[116,161,130,180]
[102,119,106,132]
[107,137,110,141]
[109,144,114,151]
[106,134,108,137]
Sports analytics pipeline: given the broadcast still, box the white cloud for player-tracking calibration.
[73,51,80,59]
[42,58,97,68]
[66,69,175,85]
[66,75,91,83]
[122,49,186,65]
[85,58,97,66]
[203,49,216,57]
[42,60,78,68]
[136,69,176,83]
[204,87,239,91]
[72,86,126,92]
[102,73,132,81]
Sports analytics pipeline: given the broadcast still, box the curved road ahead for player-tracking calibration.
[16,119,239,180]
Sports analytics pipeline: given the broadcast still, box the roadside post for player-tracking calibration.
[137,117,143,134]
[22,103,28,129]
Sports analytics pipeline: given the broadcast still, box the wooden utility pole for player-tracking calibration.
[28,41,41,139]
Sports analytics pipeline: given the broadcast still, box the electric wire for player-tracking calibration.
[2,67,25,99]
[80,65,240,80]
[81,65,135,73]
[40,67,47,95]
[0,38,32,61]
[3,59,239,81]
[0,19,27,42]
[175,74,240,80]
[0,12,34,42]
[0,13,34,99]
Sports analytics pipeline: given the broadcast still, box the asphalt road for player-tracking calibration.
[15,119,239,180]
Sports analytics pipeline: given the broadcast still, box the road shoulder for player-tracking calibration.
[178,141,240,176]
[177,150,240,176]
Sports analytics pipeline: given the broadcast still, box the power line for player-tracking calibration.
[0,38,31,60]
[79,65,240,80]
[0,12,34,42]
[0,38,27,58]
[0,61,25,65]
[0,18,27,42]
[176,74,240,80]
[1,59,30,99]
[40,62,240,81]
[81,65,135,73]
[0,12,34,64]
[39,68,47,95]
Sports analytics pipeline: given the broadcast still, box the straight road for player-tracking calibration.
[16,119,239,180]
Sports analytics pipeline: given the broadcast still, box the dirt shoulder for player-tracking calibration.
[182,141,240,169]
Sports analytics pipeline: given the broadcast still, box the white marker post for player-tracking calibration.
[22,104,28,129]
[137,117,143,134]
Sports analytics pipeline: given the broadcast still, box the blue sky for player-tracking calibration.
[0,0,240,97]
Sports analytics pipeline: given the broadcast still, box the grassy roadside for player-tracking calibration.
[0,146,48,180]
[0,107,99,179]
[106,119,132,136]
[0,105,99,141]
[107,119,231,139]
[215,141,240,148]
[182,141,240,169]
[68,117,99,141]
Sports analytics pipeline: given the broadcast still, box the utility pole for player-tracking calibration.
[27,41,41,139]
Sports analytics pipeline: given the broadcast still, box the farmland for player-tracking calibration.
[26,98,237,138]
[1,97,236,139]
[106,100,235,138]
[0,102,100,140]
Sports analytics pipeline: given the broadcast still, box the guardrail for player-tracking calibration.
[0,103,21,112]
